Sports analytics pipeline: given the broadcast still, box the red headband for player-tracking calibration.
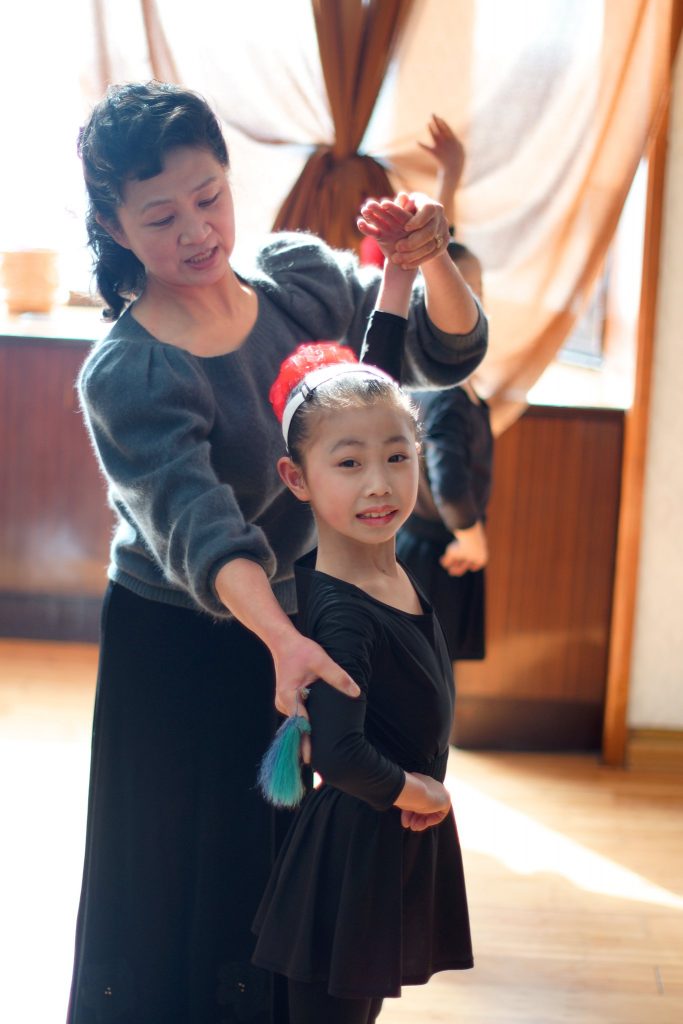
[269,342,359,423]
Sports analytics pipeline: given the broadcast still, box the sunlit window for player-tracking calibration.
[0,1,105,299]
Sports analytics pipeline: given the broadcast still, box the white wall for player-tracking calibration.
[628,47,683,729]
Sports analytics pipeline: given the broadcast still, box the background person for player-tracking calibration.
[397,115,493,661]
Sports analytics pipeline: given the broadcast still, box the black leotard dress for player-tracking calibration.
[252,551,473,1000]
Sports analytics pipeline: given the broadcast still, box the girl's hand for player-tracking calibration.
[400,806,452,831]
[357,196,414,259]
[440,521,489,576]
[412,772,451,812]
[419,115,465,186]
[395,771,451,828]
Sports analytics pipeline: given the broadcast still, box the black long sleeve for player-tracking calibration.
[359,309,407,381]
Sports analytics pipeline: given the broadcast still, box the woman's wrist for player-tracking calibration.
[214,558,299,651]
[420,251,480,333]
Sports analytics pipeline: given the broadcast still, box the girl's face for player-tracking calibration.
[104,145,234,292]
[281,400,420,548]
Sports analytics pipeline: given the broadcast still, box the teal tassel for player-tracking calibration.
[257,715,312,808]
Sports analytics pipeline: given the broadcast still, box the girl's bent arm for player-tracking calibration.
[304,599,449,823]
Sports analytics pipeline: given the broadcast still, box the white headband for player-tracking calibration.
[281,362,395,445]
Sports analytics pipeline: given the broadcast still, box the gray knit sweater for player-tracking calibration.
[78,233,487,619]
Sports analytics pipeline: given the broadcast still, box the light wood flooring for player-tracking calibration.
[1,639,682,1024]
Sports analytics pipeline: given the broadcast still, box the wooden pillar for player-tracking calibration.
[602,4,683,765]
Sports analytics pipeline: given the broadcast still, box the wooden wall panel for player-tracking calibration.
[0,337,113,639]
[454,406,624,751]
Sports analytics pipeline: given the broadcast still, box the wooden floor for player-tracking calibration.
[1,639,682,1024]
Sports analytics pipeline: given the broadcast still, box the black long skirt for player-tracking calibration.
[67,582,292,1024]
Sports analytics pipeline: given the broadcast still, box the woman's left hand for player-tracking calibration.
[272,626,359,700]
[395,192,449,268]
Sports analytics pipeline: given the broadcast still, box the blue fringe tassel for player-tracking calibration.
[257,714,312,808]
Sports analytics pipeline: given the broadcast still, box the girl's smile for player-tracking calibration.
[356,506,399,525]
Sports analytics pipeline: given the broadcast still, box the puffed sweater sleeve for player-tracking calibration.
[255,233,487,387]
[304,595,406,813]
[422,389,479,531]
[78,337,276,617]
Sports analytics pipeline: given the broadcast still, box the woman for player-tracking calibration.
[68,81,486,1024]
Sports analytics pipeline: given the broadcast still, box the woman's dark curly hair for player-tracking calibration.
[78,81,229,320]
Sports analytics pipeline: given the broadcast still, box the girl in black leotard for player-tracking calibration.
[252,267,473,1024]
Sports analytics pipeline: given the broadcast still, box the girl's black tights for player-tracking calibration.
[287,978,384,1024]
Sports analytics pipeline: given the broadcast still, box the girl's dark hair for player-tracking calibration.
[78,81,229,320]
[287,375,419,467]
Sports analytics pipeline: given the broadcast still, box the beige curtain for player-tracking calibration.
[273,0,414,251]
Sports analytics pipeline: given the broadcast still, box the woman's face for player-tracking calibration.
[107,146,235,291]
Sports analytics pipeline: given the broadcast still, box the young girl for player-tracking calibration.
[251,270,473,1023]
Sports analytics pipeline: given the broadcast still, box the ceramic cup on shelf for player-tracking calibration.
[0,249,60,314]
